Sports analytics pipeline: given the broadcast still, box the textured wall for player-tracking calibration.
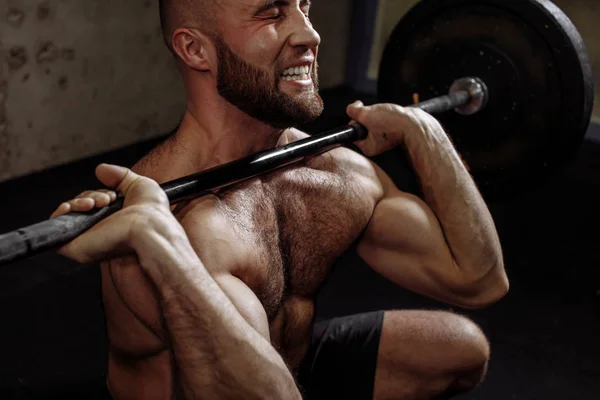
[368,0,599,118]
[0,0,352,183]
[0,0,185,183]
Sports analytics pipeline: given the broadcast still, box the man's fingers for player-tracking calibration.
[49,198,95,219]
[57,211,136,264]
[52,163,167,220]
[76,191,94,199]
[347,101,376,153]
[76,191,114,206]
[92,189,118,204]
[87,192,113,207]
[70,198,95,211]
[99,189,118,201]
[354,137,377,156]
[95,163,167,207]
[95,164,149,197]
[95,164,132,190]
[346,100,366,122]
[78,189,117,199]
[50,202,71,219]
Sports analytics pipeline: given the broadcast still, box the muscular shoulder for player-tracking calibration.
[172,196,240,274]
[282,128,385,201]
[173,195,263,283]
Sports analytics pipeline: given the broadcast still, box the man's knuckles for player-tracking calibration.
[73,198,95,207]
[76,191,93,198]
[123,204,183,246]
[125,179,169,206]
[116,172,161,195]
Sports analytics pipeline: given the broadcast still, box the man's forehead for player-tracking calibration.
[219,0,261,9]
[222,0,302,11]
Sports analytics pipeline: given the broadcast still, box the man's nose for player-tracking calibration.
[288,12,321,51]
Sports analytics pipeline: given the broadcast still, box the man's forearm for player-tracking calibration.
[137,230,301,400]
[402,114,504,282]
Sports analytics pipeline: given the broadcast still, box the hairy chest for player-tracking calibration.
[216,152,378,319]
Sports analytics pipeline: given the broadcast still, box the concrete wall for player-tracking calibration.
[0,0,186,183]
[368,0,600,118]
[0,0,352,183]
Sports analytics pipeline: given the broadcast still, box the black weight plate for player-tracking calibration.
[378,0,594,200]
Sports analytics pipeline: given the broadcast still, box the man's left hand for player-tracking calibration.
[346,101,437,157]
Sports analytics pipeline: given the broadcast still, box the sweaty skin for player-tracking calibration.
[53,0,508,398]
[60,119,505,399]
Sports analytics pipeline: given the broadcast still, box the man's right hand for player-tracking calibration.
[51,163,186,266]
[50,187,117,218]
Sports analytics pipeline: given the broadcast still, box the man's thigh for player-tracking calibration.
[297,311,385,400]
[297,310,489,400]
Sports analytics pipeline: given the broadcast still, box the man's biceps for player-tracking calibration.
[366,194,438,250]
[356,240,427,286]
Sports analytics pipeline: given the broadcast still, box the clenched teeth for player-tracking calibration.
[282,74,310,81]
[282,65,311,76]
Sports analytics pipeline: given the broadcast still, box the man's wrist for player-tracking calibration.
[129,215,206,291]
[402,111,450,151]
[386,107,433,148]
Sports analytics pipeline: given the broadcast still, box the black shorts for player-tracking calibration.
[297,311,385,400]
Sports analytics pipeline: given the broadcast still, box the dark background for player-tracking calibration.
[0,87,600,399]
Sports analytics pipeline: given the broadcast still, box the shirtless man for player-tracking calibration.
[52,0,509,398]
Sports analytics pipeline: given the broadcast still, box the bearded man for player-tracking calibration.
[53,1,508,398]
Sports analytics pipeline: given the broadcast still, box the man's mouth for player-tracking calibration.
[281,65,312,81]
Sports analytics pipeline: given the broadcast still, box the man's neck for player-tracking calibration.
[175,97,285,171]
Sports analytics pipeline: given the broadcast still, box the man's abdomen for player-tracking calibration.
[269,296,316,372]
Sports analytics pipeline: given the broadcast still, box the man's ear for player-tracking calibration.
[172,28,213,71]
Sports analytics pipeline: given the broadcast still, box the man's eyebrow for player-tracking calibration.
[254,0,289,15]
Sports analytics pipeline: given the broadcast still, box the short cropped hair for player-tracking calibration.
[158,0,220,52]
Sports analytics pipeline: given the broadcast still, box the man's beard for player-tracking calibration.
[214,35,324,129]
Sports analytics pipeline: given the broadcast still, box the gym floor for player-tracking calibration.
[0,87,599,399]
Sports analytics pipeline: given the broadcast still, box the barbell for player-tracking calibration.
[0,0,594,266]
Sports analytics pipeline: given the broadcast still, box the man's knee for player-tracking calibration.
[440,313,489,392]
[443,312,489,364]
[377,310,490,398]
